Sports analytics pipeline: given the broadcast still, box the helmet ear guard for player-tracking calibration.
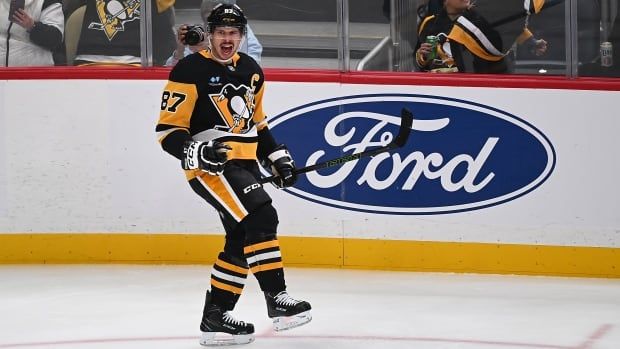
[207,3,247,36]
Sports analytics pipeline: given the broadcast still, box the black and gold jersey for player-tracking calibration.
[156,51,278,179]
[415,9,510,73]
[75,0,175,65]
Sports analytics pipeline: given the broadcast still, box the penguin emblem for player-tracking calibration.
[88,0,141,41]
[210,84,255,133]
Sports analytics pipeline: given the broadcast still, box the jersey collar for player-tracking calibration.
[200,50,241,67]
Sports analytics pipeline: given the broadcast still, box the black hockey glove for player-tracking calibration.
[182,140,231,175]
[267,145,297,188]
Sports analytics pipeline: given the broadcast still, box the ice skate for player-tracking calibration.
[264,290,312,331]
[200,292,254,346]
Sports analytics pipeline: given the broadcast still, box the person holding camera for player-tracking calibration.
[1,0,64,66]
[156,3,311,346]
[165,0,262,66]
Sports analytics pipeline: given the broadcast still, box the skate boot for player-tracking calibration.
[264,290,312,331]
[199,291,254,346]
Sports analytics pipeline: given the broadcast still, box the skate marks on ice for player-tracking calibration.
[0,325,615,349]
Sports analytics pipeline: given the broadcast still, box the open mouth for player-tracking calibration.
[220,44,234,56]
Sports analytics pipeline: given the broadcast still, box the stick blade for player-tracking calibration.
[393,107,413,147]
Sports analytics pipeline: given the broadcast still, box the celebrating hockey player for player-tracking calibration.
[155,3,312,346]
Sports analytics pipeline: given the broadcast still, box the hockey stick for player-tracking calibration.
[260,107,414,184]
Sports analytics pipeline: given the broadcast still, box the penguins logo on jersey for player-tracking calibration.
[88,0,141,41]
[210,83,255,134]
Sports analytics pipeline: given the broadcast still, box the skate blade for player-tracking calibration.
[272,310,312,331]
[199,332,254,346]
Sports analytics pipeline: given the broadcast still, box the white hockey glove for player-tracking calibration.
[182,140,231,175]
[267,145,297,188]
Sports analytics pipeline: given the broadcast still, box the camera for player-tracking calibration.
[183,25,205,46]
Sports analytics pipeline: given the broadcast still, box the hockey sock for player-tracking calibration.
[210,252,249,311]
[244,239,286,292]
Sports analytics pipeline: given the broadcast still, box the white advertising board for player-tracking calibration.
[0,79,618,248]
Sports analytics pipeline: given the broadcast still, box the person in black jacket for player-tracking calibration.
[415,0,508,73]
[414,0,548,73]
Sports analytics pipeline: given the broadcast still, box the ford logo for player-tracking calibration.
[269,94,556,215]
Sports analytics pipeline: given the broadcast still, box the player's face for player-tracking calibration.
[209,26,243,61]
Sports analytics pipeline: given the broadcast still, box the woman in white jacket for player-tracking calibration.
[1,0,64,66]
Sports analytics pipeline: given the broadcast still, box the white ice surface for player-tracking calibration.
[0,265,619,349]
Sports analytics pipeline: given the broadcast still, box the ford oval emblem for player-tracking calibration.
[268,94,556,215]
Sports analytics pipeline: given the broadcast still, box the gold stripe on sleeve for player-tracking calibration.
[516,28,533,45]
[251,84,266,125]
[448,26,504,62]
[158,81,198,128]
[418,15,435,36]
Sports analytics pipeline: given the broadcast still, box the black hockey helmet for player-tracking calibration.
[207,3,247,35]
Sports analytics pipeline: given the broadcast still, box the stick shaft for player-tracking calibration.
[260,107,413,185]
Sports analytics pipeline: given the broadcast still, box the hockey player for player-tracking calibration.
[155,3,311,346]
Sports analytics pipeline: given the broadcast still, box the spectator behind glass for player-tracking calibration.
[165,0,262,67]
[72,0,176,66]
[1,0,64,66]
[414,0,547,73]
